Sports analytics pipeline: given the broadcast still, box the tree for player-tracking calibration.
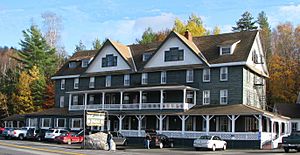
[92,38,103,50]
[41,11,62,49]
[257,11,272,62]
[136,27,157,44]
[232,11,258,32]
[18,25,58,79]
[29,66,46,111]
[43,82,55,109]
[173,14,208,36]
[75,40,86,52]
[0,92,9,118]
[212,26,221,35]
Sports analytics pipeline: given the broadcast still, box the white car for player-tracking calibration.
[11,127,34,140]
[44,129,68,140]
[193,135,227,151]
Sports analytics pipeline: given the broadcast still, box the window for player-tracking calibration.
[142,93,147,103]
[186,91,194,103]
[220,67,228,81]
[56,118,66,128]
[161,71,167,84]
[292,122,298,132]
[221,47,231,55]
[69,62,77,68]
[61,79,65,90]
[71,118,82,129]
[41,118,51,128]
[106,76,111,87]
[186,69,194,83]
[74,78,79,89]
[252,50,259,64]
[102,54,117,67]
[89,77,95,88]
[164,47,184,61]
[220,90,228,104]
[89,95,94,104]
[59,96,64,108]
[203,68,210,82]
[81,59,89,68]
[203,90,210,105]
[123,94,129,104]
[124,74,130,86]
[27,118,38,128]
[73,95,78,105]
[142,52,153,62]
[218,117,229,132]
[141,73,148,85]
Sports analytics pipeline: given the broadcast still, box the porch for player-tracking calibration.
[67,85,197,111]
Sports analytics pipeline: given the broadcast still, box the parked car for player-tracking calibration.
[33,129,48,141]
[26,128,37,140]
[193,135,227,151]
[55,131,84,144]
[282,131,300,153]
[44,128,68,141]
[0,127,5,135]
[2,128,14,139]
[103,131,128,146]
[145,129,174,148]
[11,127,34,140]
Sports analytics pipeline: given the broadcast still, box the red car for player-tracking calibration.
[55,132,84,144]
[0,127,5,135]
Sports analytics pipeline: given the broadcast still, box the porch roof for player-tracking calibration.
[183,104,290,120]
[25,108,80,117]
[1,114,25,121]
[66,84,198,94]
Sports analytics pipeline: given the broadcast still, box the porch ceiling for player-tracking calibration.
[66,84,198,94]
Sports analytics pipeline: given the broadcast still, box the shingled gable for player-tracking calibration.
[85,39,136,73]
[143,31,210,70]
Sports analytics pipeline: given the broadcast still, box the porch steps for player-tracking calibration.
[262,141,272,150]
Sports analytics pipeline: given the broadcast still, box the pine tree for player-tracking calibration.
[232,11,258,32]
[29,66,46,111]
[75,40,86,52]
[136,27,157,45]
[257,11,272,62]
[92,38,103,50]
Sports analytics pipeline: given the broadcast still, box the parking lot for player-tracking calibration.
[0,136,295,155]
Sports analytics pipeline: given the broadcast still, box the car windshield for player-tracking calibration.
[199,136,212,140]
[46,130,54,133]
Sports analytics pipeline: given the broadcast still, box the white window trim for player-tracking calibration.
[59,96,65,108]
[61,79,65,90]
[161,71,167,84]
[74,78,79,89]
[106,75,111,87]
[220,46,232,55]
[203,68,210,82]
[71,118,82,130]
[141,73,148,85]
[55,118,66,128]
[73,95,78,105]
[124,74,130,86]
[203,90,210,105]
[81,59,89,68]
[89,77,95,88]
[41,118,51,129]
[220,89,228,105]
[186,69,194,83]
[220,67,228,81]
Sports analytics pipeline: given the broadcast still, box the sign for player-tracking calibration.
[86,112,105,126]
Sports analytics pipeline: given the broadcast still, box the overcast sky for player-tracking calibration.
[0,0,300,54]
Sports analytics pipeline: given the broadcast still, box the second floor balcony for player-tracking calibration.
[67,85,197,111]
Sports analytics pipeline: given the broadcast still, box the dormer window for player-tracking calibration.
[102,54,117,67]
[221,47,231,55]
[219,40,240,55]
[81,59,89,68]
[69,62,77,68]
[142,52,153,62]
[165,47,184,61]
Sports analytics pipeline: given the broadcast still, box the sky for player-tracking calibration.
[0,0,300,55]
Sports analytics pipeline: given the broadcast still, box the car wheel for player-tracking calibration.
[297,148,300,152]
[284,148,289,153]
[159,142,163,149]
[195,147,200,151]
[223,144,227,151]
[212,144,216,151]
[19,135,24,140]
[123,140,128,146]
[169,142,174,148]
[37,137,41,141]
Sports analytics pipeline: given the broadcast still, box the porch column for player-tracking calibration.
[84,93,88,110]
[271,120,274,148]
[100,125,104,131]
[102,92,105,110]
[160,90,164,110]
[278,121,282,136]
[179,115,189,134]
[120,91,123,110]
[117,115,125,132]
[4,121,7,128]
[156,115,166,134]
[183,88,187,110]
[253,115,263,132]
[202,115,213,134]
[193,91,197,105]
[17,121,20,128]
[68,93,72,109]
[136,115,145,137]
[227,115,239,133]
[192,117,196,131]
[266,118,270,132]
[139,91,142,110]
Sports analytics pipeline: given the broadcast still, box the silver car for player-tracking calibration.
[193,135,227,151]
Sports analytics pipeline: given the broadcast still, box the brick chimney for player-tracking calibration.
[184,30,192,41]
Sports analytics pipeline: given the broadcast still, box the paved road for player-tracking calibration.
[0,138,296,155]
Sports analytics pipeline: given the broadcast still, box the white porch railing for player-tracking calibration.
[70,105,85,110]
[122,104,139,109]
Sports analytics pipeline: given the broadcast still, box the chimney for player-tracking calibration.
[184,30,193,41]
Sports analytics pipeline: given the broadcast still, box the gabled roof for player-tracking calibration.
[274,103,300,119]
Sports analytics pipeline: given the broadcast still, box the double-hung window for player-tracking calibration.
[124,74,130,86]
[41,118,51,128]
[186,69,194,83]
[71,118,82,129]
[73,95,78,105]
[89,95,94,104]
[81,59,89,68]
[56,118,66,128]
[220,67,228,81]
[203,68,210,82]
[89,77,95,88]
[164,47,184,61]
[102,54,117,67]
[74,78,79,89]
[221,47,231,55]
[220,89,228,104]
[203,90,210,105]
[61,79,65,90]
[106,75,111,87]
[141,73,148,85]
[59,96,64,108]
[161,71,167,84]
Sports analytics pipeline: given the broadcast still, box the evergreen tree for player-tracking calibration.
[18,25,58,79]
[75,40,86,52]
[92,38,103,50]
[232,11,258,32]
[29,66,46,111]
[257,11,272,62]
[0,92,9,119]
[136,27,157,45]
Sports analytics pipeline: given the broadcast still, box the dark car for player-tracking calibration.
[34,129,48,141]
[2,128,14,139]
[26,128,37,140]
[145,129,174,149]
[282,131,300,153]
